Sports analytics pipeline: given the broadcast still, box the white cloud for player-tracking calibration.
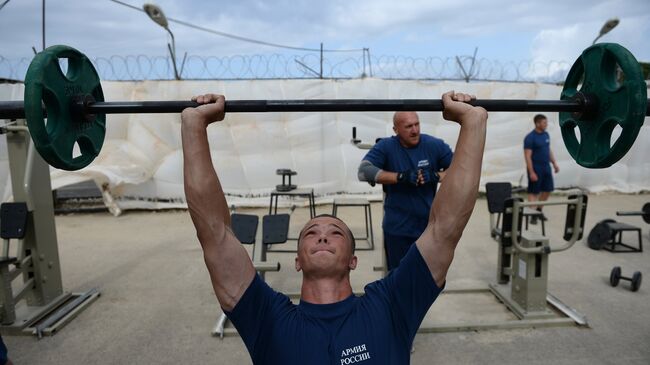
[528,13,650,80]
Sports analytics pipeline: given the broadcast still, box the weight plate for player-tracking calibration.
[587,222,613,250]
[610,266,621,287]
[631,272,642,292]
[643,202,650,224]
[275,184,296,192]
[24,45,105,171]
[560,43,646,168]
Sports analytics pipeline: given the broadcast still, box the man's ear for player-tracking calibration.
[348,255,358,270]
[295,256,302,272]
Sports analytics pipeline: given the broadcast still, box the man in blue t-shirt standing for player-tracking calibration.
[357,112,453,270]
[181,91,487,365]
[524,114,560,223]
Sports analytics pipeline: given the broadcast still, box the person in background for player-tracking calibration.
[357,111,453,270]
[524,114,559,224]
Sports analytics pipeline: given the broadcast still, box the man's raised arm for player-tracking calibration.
[181,94,255,312]
[416,91,487,286]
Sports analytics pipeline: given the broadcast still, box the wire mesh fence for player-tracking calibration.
[1,53,571,83]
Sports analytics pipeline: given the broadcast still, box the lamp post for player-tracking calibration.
[143,3,181,80]
[592,18,619,45]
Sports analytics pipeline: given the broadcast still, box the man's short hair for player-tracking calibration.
[298,214,356,253]
[533,114,547,125]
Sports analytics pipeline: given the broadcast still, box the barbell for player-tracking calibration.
[616,202,650,224]
[0,43,648,171]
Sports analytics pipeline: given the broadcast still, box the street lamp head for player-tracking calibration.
[592,18,620,45]
[143,3,169,29]
[599,18,619,37]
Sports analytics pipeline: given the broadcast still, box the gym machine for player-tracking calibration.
[211,206,288,338]
[0,120,98,337]
[489,193,588,321]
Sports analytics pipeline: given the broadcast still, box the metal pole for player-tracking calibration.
[84,99,588,113]
[2,98,650,119]
[320,43,323,79]
[166,28,180,80]
[591,35,602,45]
[42,0,45,51]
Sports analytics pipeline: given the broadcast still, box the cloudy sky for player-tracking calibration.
[1,0,649,68]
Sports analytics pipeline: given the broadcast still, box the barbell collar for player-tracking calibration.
[0,101,30,120]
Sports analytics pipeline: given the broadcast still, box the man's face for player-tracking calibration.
[535,118,548,131]
[393,112,421,148]
[295,216,357,278]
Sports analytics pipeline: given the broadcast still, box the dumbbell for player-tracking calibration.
[609,266,642,292]
[276,169,297,192]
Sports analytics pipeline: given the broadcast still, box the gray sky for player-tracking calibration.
[0,0,649,66]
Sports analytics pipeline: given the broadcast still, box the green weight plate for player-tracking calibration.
[24,45,105,171]
[560,43,646,168]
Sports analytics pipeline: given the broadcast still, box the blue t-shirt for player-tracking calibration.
[226,244,443,365]
[0,335,7,365]
[524,130,551,167]
[362,134,453,237]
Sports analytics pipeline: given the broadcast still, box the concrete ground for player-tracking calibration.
[3,192,650,364]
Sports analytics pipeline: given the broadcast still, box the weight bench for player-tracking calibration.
[212,211,289,338]
[0,202,27,325]
[486,182,546,239]
[230,212,289,270]
[332,198,374,251]
[587,219,643,253]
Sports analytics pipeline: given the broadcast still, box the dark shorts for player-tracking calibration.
[527,165,554,194]
[383,232,419,271]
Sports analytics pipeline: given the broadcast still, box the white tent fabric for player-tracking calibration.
[1,79,648,209]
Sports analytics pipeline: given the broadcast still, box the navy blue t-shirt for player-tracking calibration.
[226,244,443,365]
[524,130,551,167]
[362,134,453,237]
[0,335,7,365]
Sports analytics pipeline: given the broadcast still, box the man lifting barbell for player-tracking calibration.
[181,91,487,364]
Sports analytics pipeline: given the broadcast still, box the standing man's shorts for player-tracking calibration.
[527,164,554,194]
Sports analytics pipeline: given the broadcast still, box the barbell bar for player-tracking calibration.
[0,43,647,171]
[616,202,650,224]
[0,98,604,119]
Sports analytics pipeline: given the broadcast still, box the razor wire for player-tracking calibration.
[0,53,571,83]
